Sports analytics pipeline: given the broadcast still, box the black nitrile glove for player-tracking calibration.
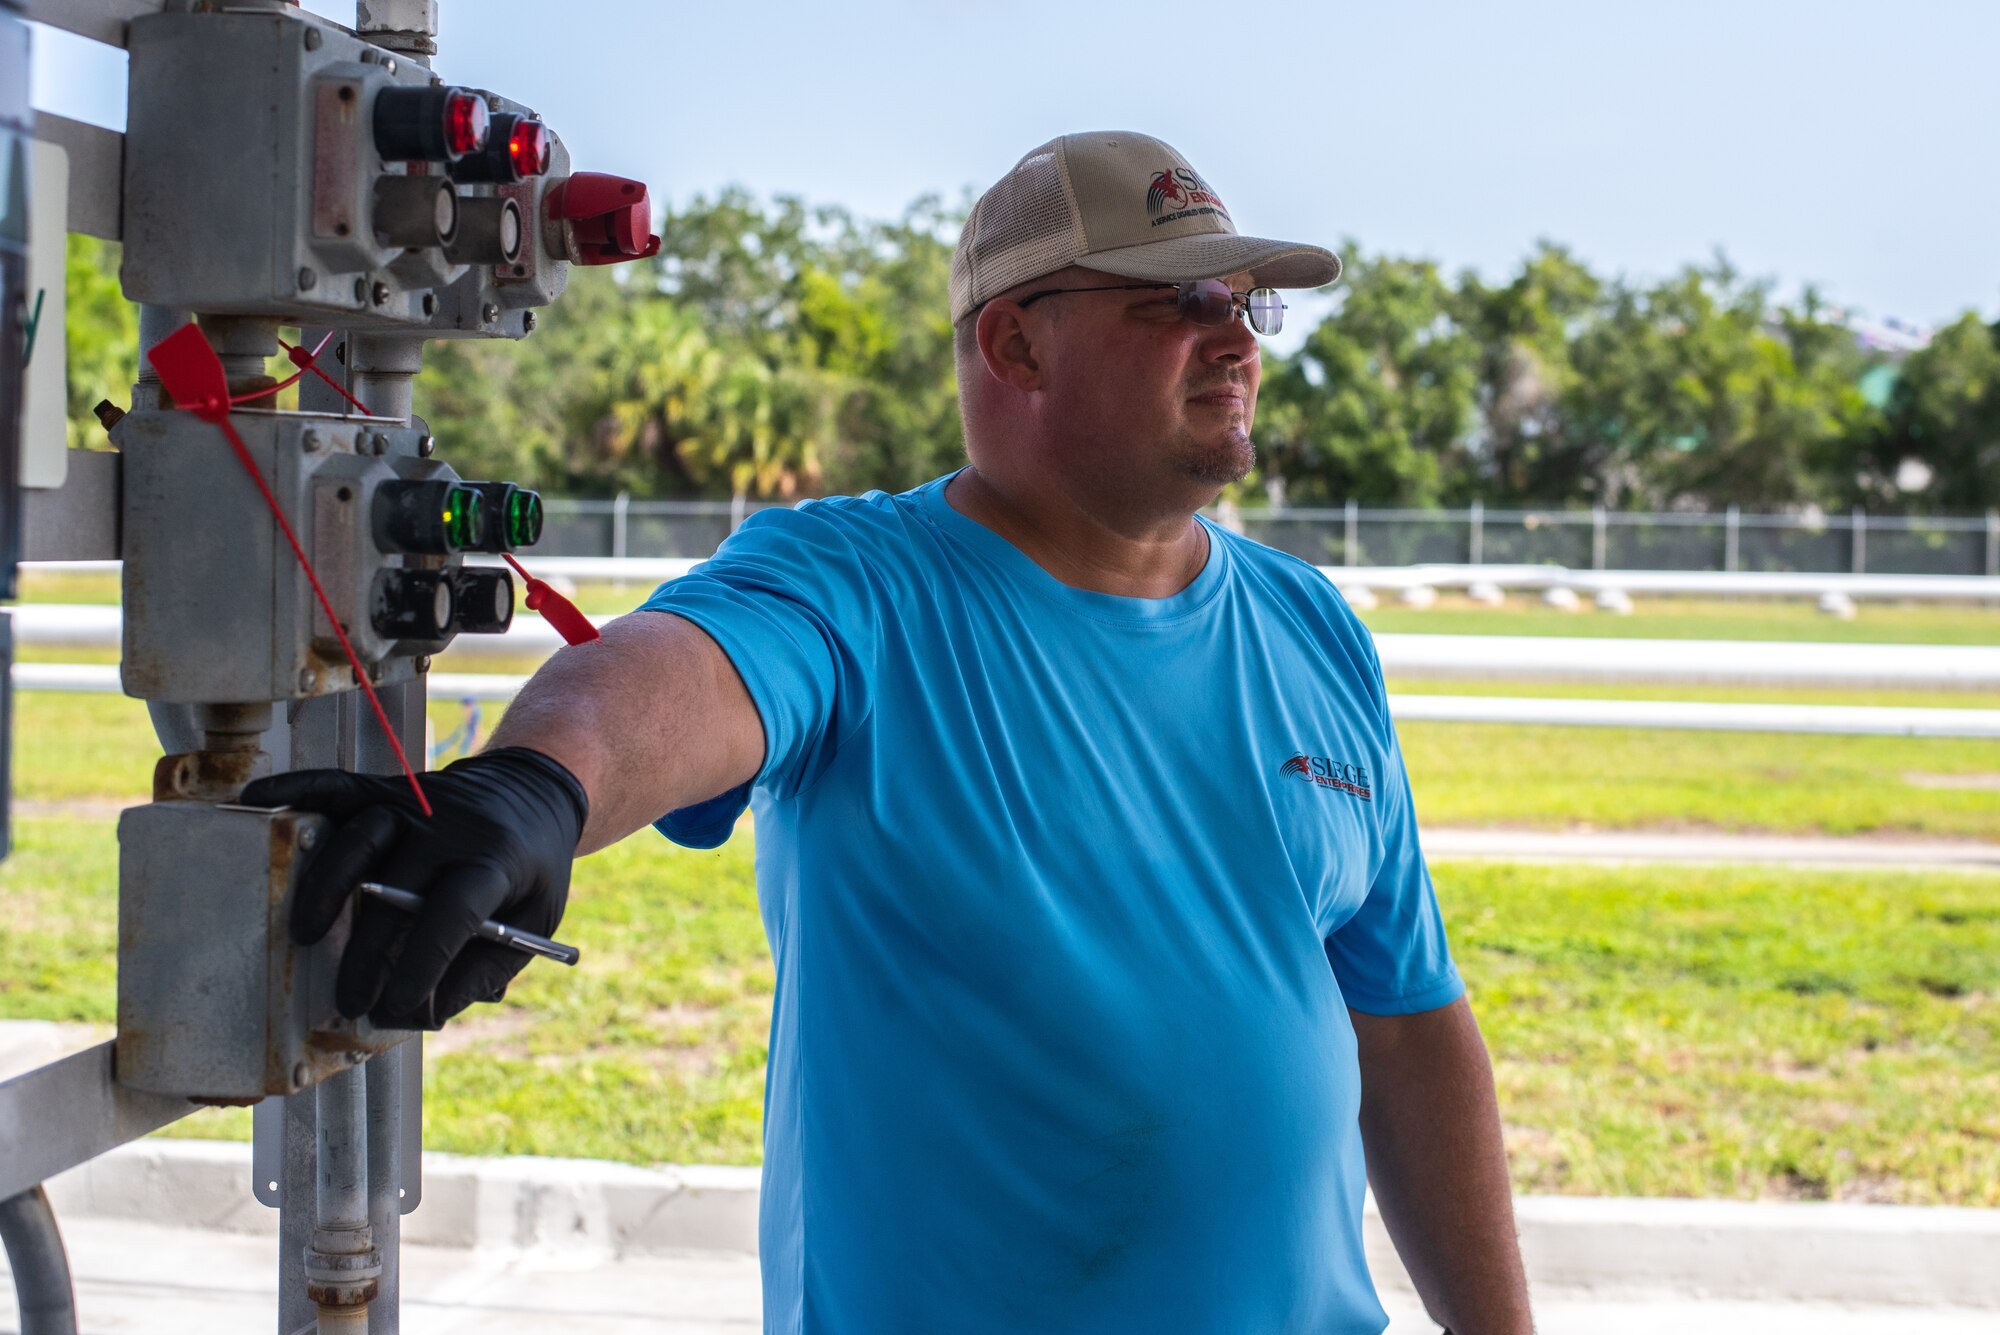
[240,747,588,1030]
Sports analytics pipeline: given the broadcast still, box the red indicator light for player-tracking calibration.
[444,91,490,158]
[507,119,551,178]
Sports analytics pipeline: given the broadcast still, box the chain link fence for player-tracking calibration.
[544,495,2000,576]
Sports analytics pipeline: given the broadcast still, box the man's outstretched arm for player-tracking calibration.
[1352,996,1533,1335]
[242,610,764,1027]
[490,610,764,854]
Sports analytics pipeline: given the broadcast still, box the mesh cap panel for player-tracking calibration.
[949,146,1085,323]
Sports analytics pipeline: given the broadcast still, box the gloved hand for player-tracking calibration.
[240,747,588,1030]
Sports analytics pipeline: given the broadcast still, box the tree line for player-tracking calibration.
[62,194,2000,512]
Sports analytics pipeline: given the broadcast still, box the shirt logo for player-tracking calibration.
[1145,167,1231,227]
[1279,753,1373,801]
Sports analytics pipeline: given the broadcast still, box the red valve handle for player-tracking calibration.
[501,553,601,645]
[549,172,662,266]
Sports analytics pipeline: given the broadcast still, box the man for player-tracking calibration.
[248,131,1534,1334]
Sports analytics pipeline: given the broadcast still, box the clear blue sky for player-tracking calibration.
[30,0,2000,339]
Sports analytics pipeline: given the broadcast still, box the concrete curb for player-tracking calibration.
[37,1139,2000,1308]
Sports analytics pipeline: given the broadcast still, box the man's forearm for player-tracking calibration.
[488,611,763,855]
[1351,996,1532,1335]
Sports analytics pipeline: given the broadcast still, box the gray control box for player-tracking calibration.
[121,8,567,336]
[116,407,466,703]
[117,802,404,1099]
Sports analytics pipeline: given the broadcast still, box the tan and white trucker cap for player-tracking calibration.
[950,131,1341,323]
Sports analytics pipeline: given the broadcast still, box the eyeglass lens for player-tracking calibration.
[1175,280,1285,336]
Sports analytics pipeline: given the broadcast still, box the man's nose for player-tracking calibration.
[1200,309,1259,365]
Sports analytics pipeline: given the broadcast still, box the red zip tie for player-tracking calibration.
[279,336,373,416]
[148,324,432,816]
[501,552,601,645]
[226,331,335,406]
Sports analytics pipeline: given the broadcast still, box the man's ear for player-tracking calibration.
[975,300,1044,392]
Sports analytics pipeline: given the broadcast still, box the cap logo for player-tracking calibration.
[1145,167,1230,227]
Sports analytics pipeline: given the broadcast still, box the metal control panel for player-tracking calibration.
[0,3,661,1330]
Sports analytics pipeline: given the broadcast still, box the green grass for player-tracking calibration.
[1356,593,2000,645]
[1450,860,2000,1205]
[4,815,1994,1203]
[1397,720,2000,839]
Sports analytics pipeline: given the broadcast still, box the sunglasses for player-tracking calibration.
[1013,278,1286,335]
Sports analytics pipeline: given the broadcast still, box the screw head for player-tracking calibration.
[371,281,391,307]
[418,434,436,458]
[481,302,499,324]
[292,1063,310,1088]
[522,310,537,332]
[298,824,318,849]
[303,26,323,50]
[298,667,319,691]
[301,430,321,452]
[353,277,368,303]
[298,267,317,291]
[415,655,433,673]
[384,57,397,74]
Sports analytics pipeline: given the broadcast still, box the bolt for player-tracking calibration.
[359,48,376,63]
[292,1062,310,1088]
[415,655,432,673]
[481,302,499,324]
[370,433,389,456]
[418,434,435,458]
[299,824,318,850]
[298,267,317,291]
[353,277,368,303]
[421,292,436,316]
[371,281,391,307]
[303,27,323,50]
[302,430,322,452]
[384,57,397,75]
[522,310,537,332]
[299,667,319,691]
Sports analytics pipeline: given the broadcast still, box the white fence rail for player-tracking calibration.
[17,663,1999,739]
[15,604,2000,690]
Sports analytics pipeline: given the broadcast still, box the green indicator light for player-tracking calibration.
[444,488,485,550]
[508,490,544,547]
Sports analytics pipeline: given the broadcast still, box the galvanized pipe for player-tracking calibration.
[304,1065,380,1334]
[345,335,425,423]
[0,1186,79,1335]
[131,304,192,412]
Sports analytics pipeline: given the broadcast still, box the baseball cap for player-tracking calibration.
[949,131,1342,324]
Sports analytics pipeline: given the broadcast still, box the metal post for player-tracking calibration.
[1591,504,1607,571]
[1468,500,1483,565]
[304,1066,380,1335]
[1343,498,1359,567]
[1724,504,1740,573]
[612,489,630,561]
[1986,510,1998,578]
[1851,505,1867,575]
[0,1186,78,1335]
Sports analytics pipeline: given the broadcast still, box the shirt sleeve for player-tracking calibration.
[635,502,883,847]
[1323,610,1464,1015]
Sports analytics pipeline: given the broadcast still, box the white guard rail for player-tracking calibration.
[16,606,2000,690]
[15,663,2000,739]
[27,557,2000,602]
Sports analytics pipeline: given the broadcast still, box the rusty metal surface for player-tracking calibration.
[0,1041,193,1201]
[115,803,410,1100]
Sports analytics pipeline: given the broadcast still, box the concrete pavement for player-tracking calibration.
[5,1216,1998,1334]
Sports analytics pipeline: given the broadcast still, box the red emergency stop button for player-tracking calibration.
[549,172,662,266]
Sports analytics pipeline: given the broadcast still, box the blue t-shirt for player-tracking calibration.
[640,473,1462,1335]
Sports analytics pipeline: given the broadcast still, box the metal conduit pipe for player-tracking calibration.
[304,1065,381,1334]
[346,334,426,423]
[0,1186,79,1335]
